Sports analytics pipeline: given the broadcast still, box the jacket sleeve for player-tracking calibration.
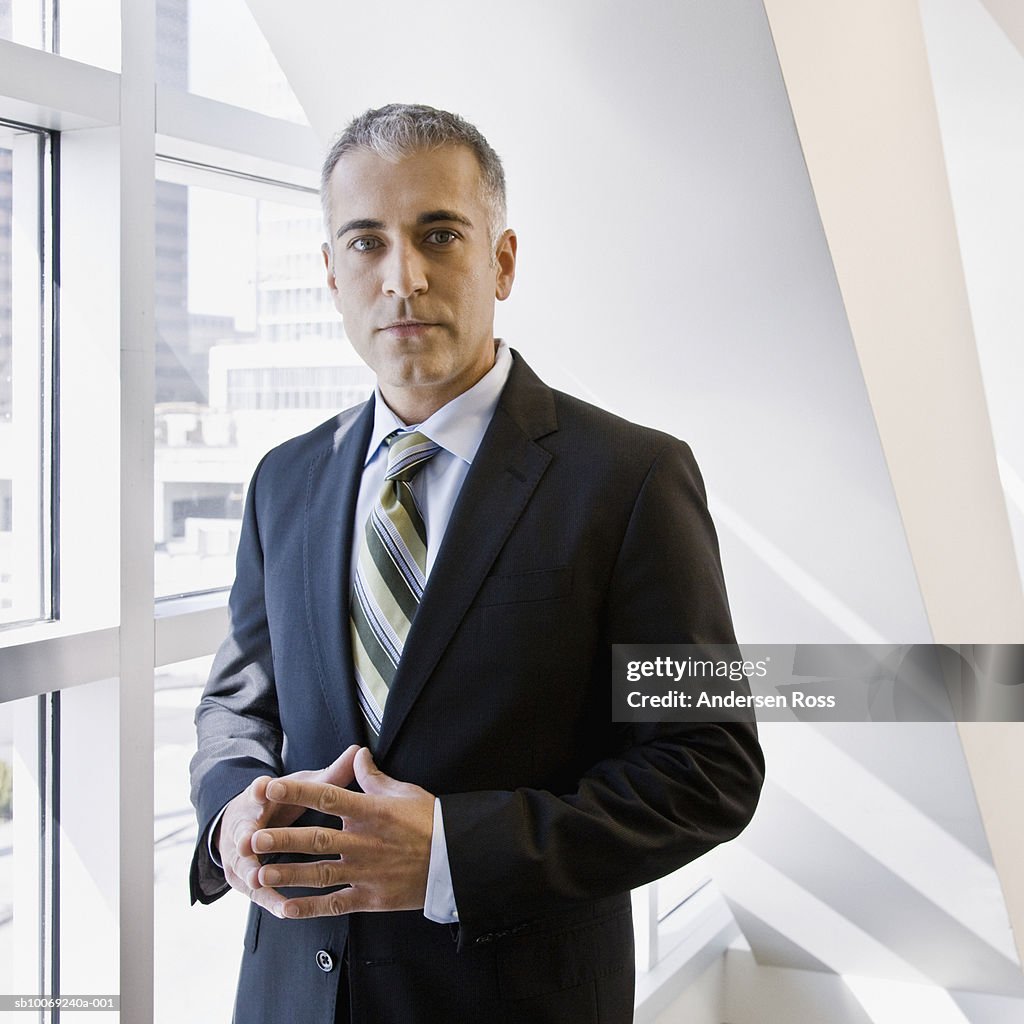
[439,439,765,948]
[188,454,284,905]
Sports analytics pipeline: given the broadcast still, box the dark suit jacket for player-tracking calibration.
[190,351,764,1023]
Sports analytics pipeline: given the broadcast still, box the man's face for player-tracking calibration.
[322,144,516,421]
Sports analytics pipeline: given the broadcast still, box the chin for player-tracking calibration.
[382,356,448,388]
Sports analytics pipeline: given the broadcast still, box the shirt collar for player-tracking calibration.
[364,339,513,467]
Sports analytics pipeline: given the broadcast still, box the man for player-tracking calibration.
[190,103,764,1023]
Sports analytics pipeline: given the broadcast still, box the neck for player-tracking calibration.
[379,345,498,425]
[380,392,443,426]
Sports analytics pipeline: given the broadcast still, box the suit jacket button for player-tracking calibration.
[315,950,336,973]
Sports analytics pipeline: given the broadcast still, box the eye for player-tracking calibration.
[349,236,381,252]
[427,229,458,245]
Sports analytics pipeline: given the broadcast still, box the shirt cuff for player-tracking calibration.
[206,804,229,869]
[423,797,459,924]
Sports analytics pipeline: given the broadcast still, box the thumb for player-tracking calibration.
[353,746,394,795]
[319,744,360,788]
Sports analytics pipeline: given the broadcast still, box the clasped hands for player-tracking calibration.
[216,744,435,920]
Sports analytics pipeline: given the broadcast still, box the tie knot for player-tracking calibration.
[384,430,441,482]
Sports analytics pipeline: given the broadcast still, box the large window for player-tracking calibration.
[0,122,54,628]
[153,164,372,598]
[0,4,329,1018]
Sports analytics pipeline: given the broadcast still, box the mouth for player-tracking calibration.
[378,320,437,337]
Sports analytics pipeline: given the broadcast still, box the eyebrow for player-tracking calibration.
[335,218,385,240]
[334,210,474,240]
[417,210,474,229]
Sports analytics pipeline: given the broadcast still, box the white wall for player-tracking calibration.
[652,956,723,1024]
[246,0,930,646]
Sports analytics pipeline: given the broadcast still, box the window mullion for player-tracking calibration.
[117,0,156,1021]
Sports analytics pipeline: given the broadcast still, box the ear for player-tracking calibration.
[321,243,337,296]
[323,242,344,313]
[494,228,517,301]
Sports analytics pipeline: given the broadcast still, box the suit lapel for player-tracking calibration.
[375,354,558,759]
[303,401,374,749]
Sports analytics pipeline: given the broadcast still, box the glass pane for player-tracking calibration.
[156,0,308,124]
[0,138,13,624]
[0,0,46,50]
[0,694,45,1007]
[0,142,9,446]
[0,700,12,996]
[57,0,120,72]
[0,124,51,626]
[154,172,373,598]
[154,656,244,1023]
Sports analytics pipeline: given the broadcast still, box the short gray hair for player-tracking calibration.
[320,103,507,252]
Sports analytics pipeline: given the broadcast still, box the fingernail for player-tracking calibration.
[283,903,300,919]
[254,832,273,851]
[262,868,281,885]
[267,781,286,800]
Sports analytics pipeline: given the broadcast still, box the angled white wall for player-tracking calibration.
[762,0,1024,643]
[762,0,1024,977]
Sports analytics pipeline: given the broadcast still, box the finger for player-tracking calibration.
[266,887,368,920]
[271,884,424,918]
[240,854,265,890]
[248,774,274,806]
[233,811,278,868]
[260,750,361,830]
[224,849,264,894]
[225,807,274,886]
[216,778,273,862]
[264,778,358,818]
[252,824,344,856]
[258,858,361,890]
[226,865,337,921]
[239,776,274,831]
[226,836,265,889]
[231,815,265,857]
[246,880,294,919]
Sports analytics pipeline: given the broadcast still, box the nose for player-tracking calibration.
[381,242,428,298]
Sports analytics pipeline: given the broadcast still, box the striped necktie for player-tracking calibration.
[350,430,441,748]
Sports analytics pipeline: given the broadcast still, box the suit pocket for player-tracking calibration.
[496,906,633,1000]
[475,566,572,607]
[244,904,261,953]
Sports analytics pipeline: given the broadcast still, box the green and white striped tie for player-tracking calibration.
[350,430,441,748]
